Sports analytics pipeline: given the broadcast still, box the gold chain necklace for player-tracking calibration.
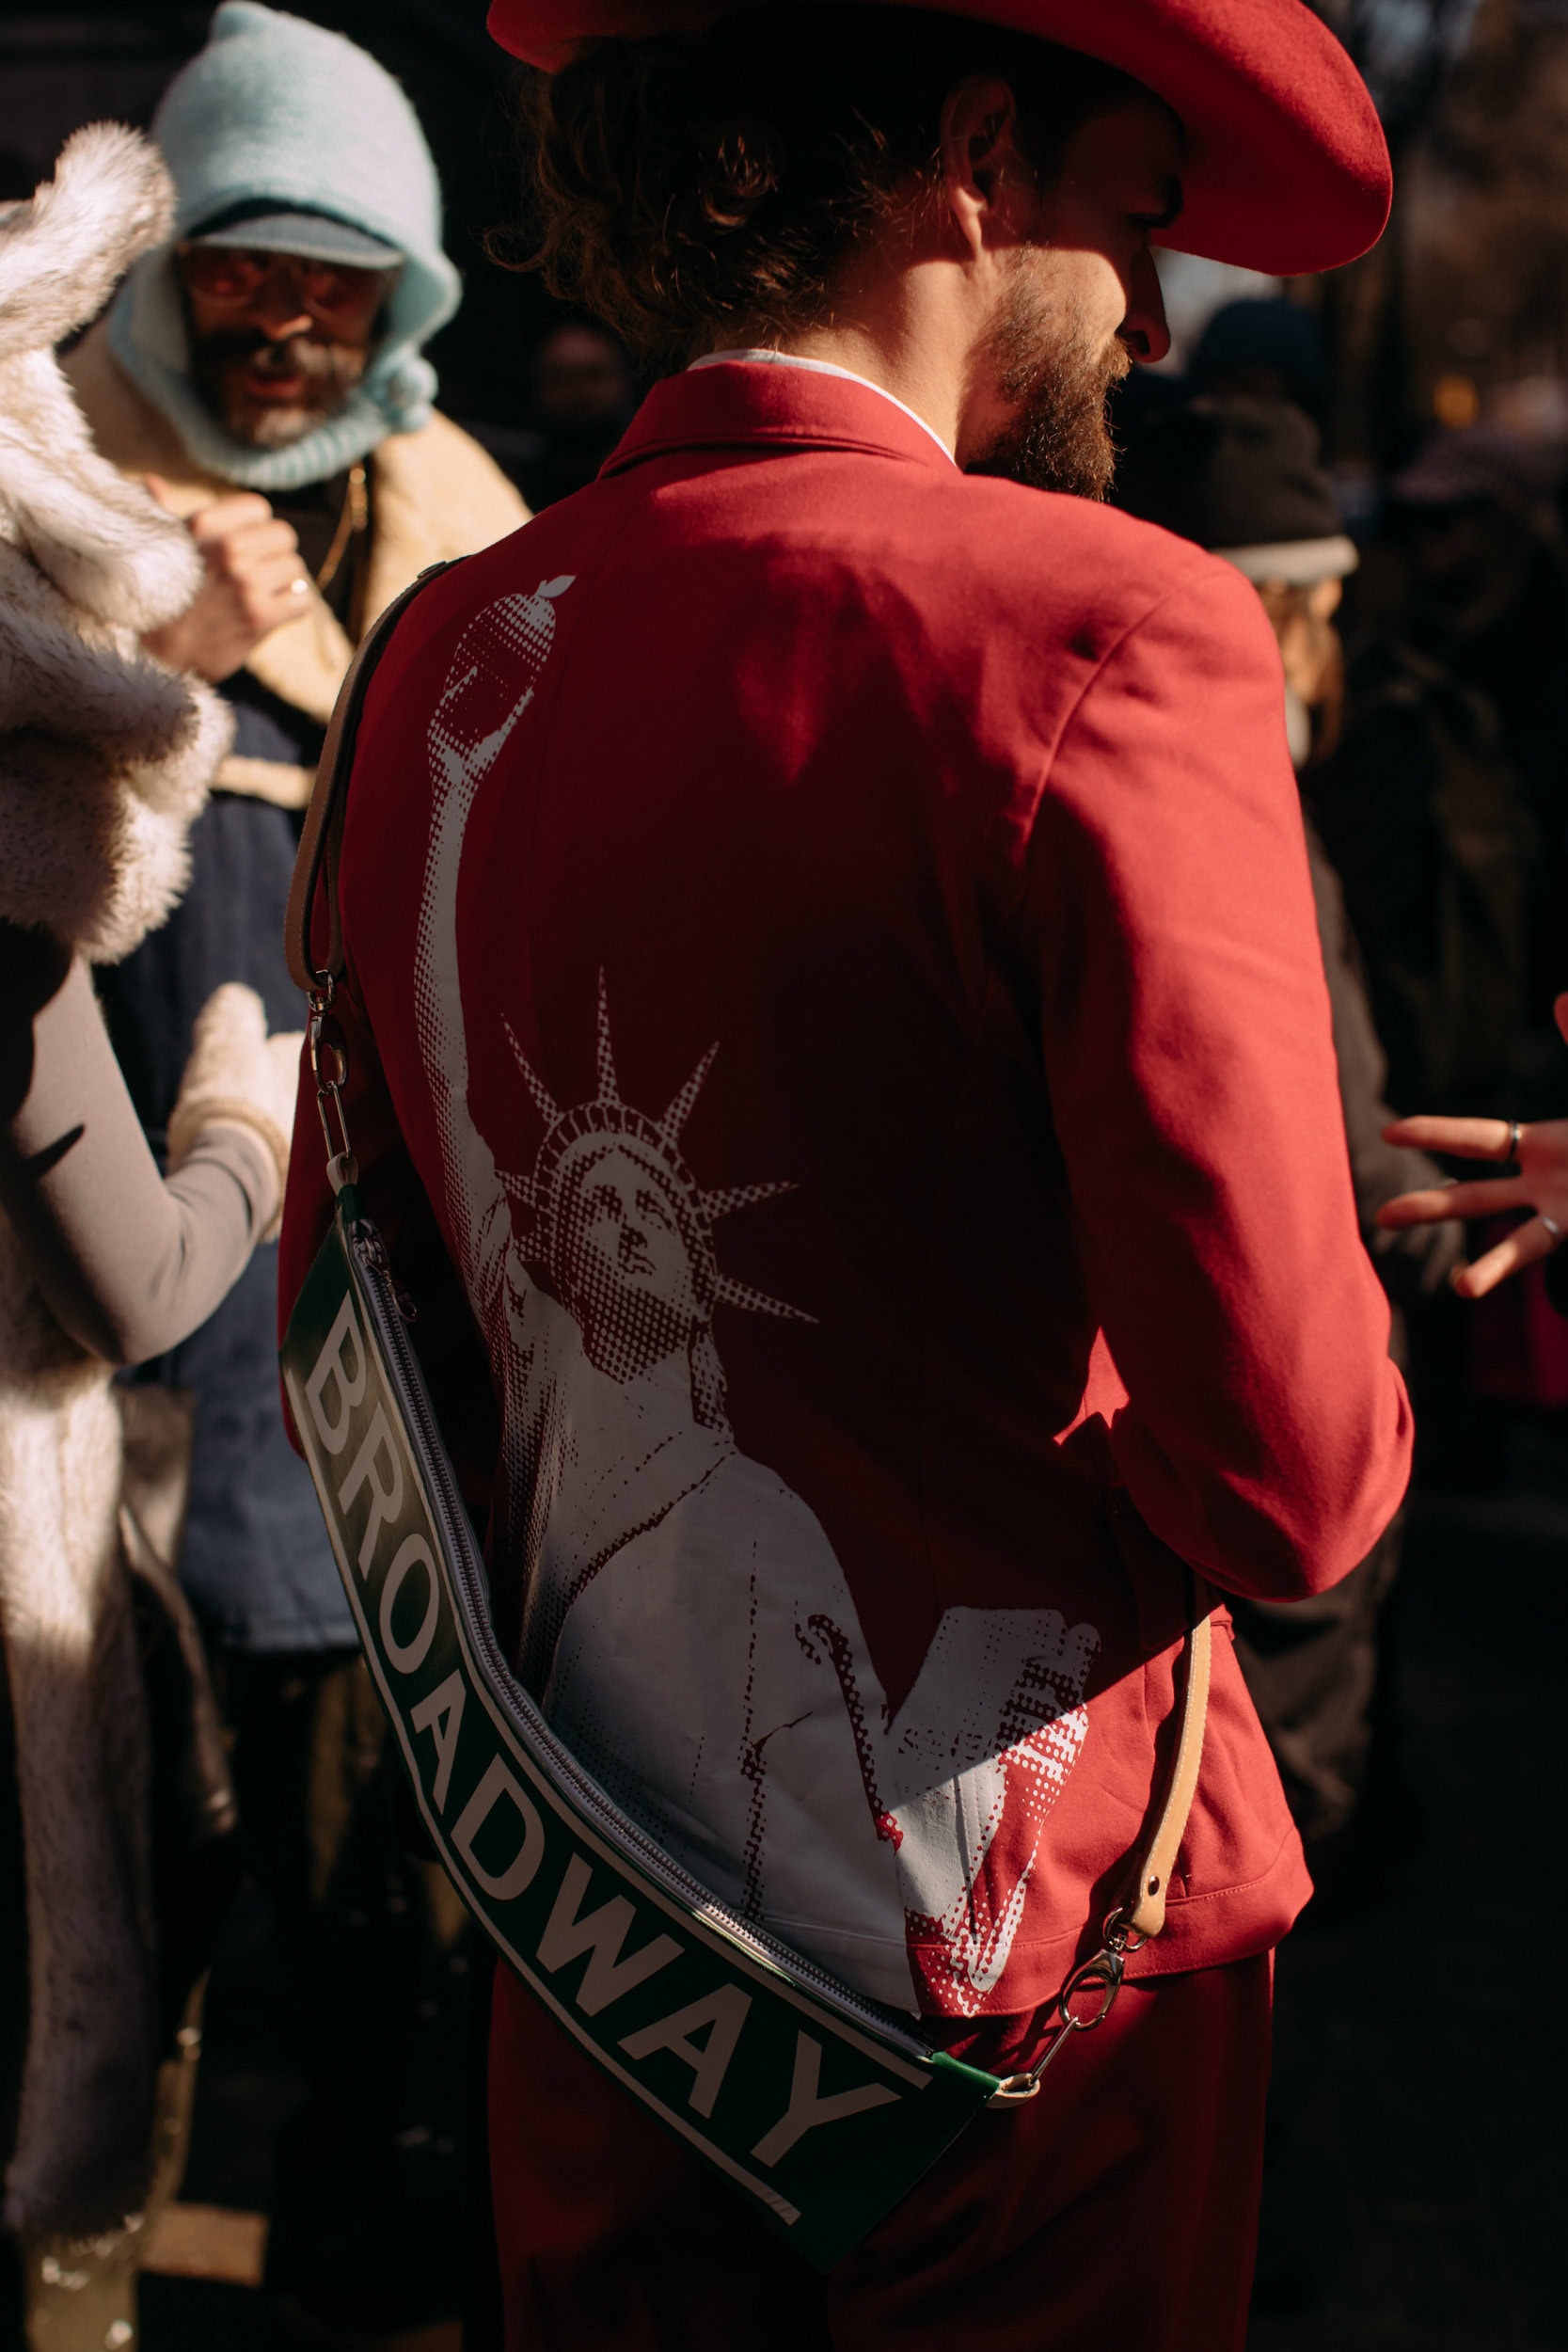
[313,461,369,596]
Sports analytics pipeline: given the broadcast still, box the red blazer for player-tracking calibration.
[281,361,1411,2021]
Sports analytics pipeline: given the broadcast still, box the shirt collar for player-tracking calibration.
[689,349,956,465]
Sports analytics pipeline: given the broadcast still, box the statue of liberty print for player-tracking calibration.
[412,579,1101,2013]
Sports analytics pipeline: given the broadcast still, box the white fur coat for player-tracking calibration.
[0,126,233,2239]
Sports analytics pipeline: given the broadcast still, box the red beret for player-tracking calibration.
[485,0,1390,277]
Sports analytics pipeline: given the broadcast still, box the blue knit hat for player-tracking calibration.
[109,2,461,490]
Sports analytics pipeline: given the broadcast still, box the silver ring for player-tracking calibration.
[1508,1120,1525,1156]
[1541,1213,1563,1243]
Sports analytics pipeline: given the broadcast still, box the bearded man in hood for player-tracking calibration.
[65,7,527,2340]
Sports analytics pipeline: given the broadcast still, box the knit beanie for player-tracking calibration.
[108,2,461,491]
[1116,396,1358,586]
[1187,297,1328,422]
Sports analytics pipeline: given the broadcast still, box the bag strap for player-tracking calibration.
[1124,1597,1211,1939]
[285,561,461,997]
[992,1578,1212,2101]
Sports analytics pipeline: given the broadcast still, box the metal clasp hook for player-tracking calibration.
[990,1910,1142,2105]
[308,975,357,1194]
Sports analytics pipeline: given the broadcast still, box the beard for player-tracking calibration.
[967,253,1132,500]
[191,326,369,449]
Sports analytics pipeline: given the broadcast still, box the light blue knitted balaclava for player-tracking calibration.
[109,2,461,490]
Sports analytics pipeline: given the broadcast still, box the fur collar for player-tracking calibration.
[0,130,232,961]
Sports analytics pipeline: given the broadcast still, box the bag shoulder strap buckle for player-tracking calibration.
[990,1593,1213,2106]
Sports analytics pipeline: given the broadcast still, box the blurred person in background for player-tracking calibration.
[0,123,300,2352]
[1117,392,1458,1875]
[1185,294,1328,424]
[61,6,528,2343]
[1307,425,1548,1122]
[512,316,637,508]
[1117,389,1472,2318]
[1383,424,1568,1067]
[1310,421,1563,1466]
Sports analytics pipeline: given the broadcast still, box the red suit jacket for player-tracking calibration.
[280,360,1412,2021]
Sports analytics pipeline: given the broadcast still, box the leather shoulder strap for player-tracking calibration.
[285,561,461,995]
[1123,1593,1212,1939]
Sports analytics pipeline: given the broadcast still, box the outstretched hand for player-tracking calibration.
[1375,993,1568,1298]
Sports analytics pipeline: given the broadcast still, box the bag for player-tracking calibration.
[280,570,1212,2272]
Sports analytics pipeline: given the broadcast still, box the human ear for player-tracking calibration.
[939,76,1033,263]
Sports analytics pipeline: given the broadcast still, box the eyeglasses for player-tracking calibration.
[177,244,392,318]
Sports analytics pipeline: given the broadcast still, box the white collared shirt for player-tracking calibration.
[689,347,956,465]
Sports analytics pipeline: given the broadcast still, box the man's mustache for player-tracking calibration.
[195,328,366,400]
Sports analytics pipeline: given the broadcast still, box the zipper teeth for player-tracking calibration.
[350,1229,931,2058]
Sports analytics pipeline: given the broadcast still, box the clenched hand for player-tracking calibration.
[142,477,311,681]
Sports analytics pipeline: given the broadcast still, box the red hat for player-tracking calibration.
[485,0,1390,277]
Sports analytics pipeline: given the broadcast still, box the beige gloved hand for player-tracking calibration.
[166,982,303,1242]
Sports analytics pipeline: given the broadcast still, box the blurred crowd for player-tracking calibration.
[1120,276,1568,1842]
[0,5,1562,2351]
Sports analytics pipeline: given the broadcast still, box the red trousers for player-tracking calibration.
[488,1950,1273,2352]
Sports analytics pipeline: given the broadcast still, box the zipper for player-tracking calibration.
[346,1215,935,2061]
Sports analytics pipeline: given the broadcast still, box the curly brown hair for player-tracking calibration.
[505,7,1141,366]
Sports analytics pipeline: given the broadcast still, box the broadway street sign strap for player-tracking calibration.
[281,1190,1003,2272]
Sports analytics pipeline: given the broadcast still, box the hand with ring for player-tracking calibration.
[140,476,310,681]
[1376,993,1568,1298]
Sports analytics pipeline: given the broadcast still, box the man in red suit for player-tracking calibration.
[281,5,1411,2344]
